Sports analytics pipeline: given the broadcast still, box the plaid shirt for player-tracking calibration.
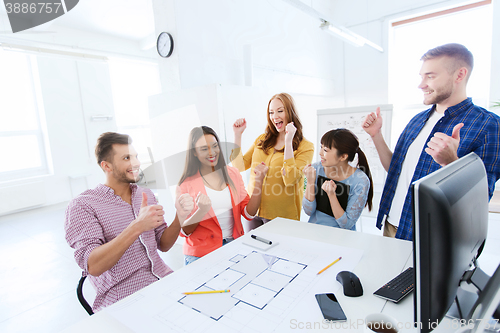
[65,184,173,312]
[377,98,500,240]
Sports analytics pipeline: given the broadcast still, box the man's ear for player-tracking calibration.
[100,160,112,172]
[455,67,468,83]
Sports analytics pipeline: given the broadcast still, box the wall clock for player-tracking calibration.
[157,32,174,58]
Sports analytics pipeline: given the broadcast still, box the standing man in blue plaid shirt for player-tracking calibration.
[362,43,500,241]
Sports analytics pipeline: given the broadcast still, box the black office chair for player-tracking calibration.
[77,275,94,315]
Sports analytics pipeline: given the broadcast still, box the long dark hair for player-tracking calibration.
[321,128,373,211]
[258,93,304,153]
[178,126,235,191]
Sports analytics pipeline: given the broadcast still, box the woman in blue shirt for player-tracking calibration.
[303,129,373,230]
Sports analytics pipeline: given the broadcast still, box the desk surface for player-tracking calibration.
[61,218,421,333]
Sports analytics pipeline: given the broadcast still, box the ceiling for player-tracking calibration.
[0,0,155,40]
[55,0,155,41]
[0,0,345,42]
[0,0,405,46]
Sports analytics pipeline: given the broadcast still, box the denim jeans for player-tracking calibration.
[184,254,200,265]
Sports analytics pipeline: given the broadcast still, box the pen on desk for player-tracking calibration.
[251,234,272,245]
[183,289,230,295]
[317,257,342,275]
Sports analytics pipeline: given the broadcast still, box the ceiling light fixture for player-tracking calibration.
[281,0,384,53]
[319,21,384,52]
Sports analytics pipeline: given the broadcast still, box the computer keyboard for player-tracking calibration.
[373,267,414,303]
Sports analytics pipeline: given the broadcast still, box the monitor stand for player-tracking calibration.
[446,267,500,323]
[447,288,479,319]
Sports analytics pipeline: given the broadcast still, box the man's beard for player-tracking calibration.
[112,168,140,184]
[424,79,453,105]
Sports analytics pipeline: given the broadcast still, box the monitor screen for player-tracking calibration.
[412,152,489,333]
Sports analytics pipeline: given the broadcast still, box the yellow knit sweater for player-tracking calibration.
[230,134,314,221]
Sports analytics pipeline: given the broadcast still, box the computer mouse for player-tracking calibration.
[336,271,363,297]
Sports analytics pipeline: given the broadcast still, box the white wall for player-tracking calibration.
[2,56,118,210]
[490,0,500,106]
[171,0,341,95]
[0,27,146,214]
[0,1,344,215]
[334,0,500,135]
[1,0,499,215]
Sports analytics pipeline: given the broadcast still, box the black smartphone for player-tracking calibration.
[315,293,347,322]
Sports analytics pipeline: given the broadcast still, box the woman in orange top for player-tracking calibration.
[177,126,268,265]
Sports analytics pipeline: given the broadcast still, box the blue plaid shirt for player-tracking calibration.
[377,98,500,241]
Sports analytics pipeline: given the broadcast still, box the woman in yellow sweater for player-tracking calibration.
[231,93,314,231]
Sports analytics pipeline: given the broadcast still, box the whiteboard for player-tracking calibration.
[317,104,392,187]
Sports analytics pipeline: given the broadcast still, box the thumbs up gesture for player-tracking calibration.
[425,123,463,167]
[140,192,149,209]
[362,107,383,137]
[134,192,165,232]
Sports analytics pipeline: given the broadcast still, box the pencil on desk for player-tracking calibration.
[183,289,230,295]
[317,257,342,275]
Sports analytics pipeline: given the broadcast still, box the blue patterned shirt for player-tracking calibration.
[377,98,500,241]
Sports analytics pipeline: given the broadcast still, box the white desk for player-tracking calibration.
[60,218,454,333]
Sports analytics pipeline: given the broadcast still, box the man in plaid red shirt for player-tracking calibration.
[65,132,193,312]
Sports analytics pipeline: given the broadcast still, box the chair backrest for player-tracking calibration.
[77,275,94,315]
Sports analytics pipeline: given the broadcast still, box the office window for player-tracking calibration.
[109,59,161,166]
[389,1,492,148]
[0,49,50,182]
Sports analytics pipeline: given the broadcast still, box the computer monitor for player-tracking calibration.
[412,152,489,333]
